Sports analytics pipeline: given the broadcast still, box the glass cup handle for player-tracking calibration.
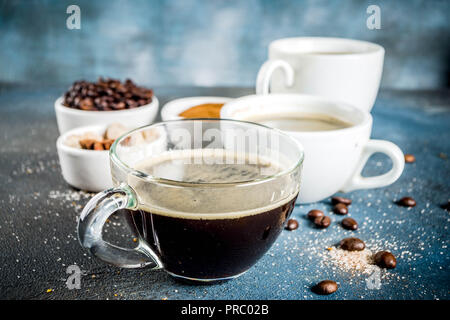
[341,139,405,192]
[77,184,163,269]
[256,59,295,95]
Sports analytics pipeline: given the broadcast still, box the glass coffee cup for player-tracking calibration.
[78,119,304,282]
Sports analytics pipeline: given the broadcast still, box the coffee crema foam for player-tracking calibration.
[128,149,298,219]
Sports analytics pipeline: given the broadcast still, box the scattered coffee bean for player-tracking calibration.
[397,196,416,207]
[307,209,324,220]
[331,196,352,205]
[374,251,397,269]
[312,280,338,295]
[285,219,299,231]
[314,216,331,228]
[333,203,348,215]
[341,217,358,230]
[340,237,365,251]
[404,154,415,163]
[441,200,450,211]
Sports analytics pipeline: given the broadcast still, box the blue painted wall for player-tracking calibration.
[0,0,449,89]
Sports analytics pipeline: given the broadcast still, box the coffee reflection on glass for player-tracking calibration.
[78,120,304,282]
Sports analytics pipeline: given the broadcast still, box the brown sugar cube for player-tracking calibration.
[102,139,114,150]
[79,139,96,150]
[93,141,105,150]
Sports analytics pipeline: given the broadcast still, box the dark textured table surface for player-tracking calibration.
[0,85,449,300]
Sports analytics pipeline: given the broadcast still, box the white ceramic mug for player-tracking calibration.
[221,94,404,203]
[256,37,384,112]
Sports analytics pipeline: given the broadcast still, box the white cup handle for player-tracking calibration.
[256,59,294,95]
[341,139,405,192]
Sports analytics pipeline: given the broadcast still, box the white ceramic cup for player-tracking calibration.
[256,37,384,112]
[221,94,404,203]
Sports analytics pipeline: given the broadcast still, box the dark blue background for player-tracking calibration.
[1,0,449,88]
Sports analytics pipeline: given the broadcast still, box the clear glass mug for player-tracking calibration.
[78,119,304,282]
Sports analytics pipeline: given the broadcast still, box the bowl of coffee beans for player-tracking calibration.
[55,77,159,134]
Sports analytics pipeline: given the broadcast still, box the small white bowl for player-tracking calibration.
[56,125,113,192]
[56,124,168,192]
[54,96,159,134]
[161,96,232,121]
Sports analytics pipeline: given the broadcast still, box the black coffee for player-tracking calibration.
[126,149,299,280]
[128,197,296,279]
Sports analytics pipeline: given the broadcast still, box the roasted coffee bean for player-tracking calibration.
[374,251,397,269]
[124,92,133,99]
[114,101,126,110]
[314,216,331,228]
[313,280,338,295]
[340,237,365,251]
[80,98,94,109]
[331,196,352,205]
[441,200,450,211]
[285,219,299,231]
[341,217,358,230]
[100,100,109,109]
[307,209,324,220]
[126,99,137,108]
[404,154,415,163]
[397,197,416,207]
[333,203,348,215]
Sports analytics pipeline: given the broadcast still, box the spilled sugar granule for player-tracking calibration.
[323,247,380,276]
[48,189,93,213]
[48,190,92,202]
